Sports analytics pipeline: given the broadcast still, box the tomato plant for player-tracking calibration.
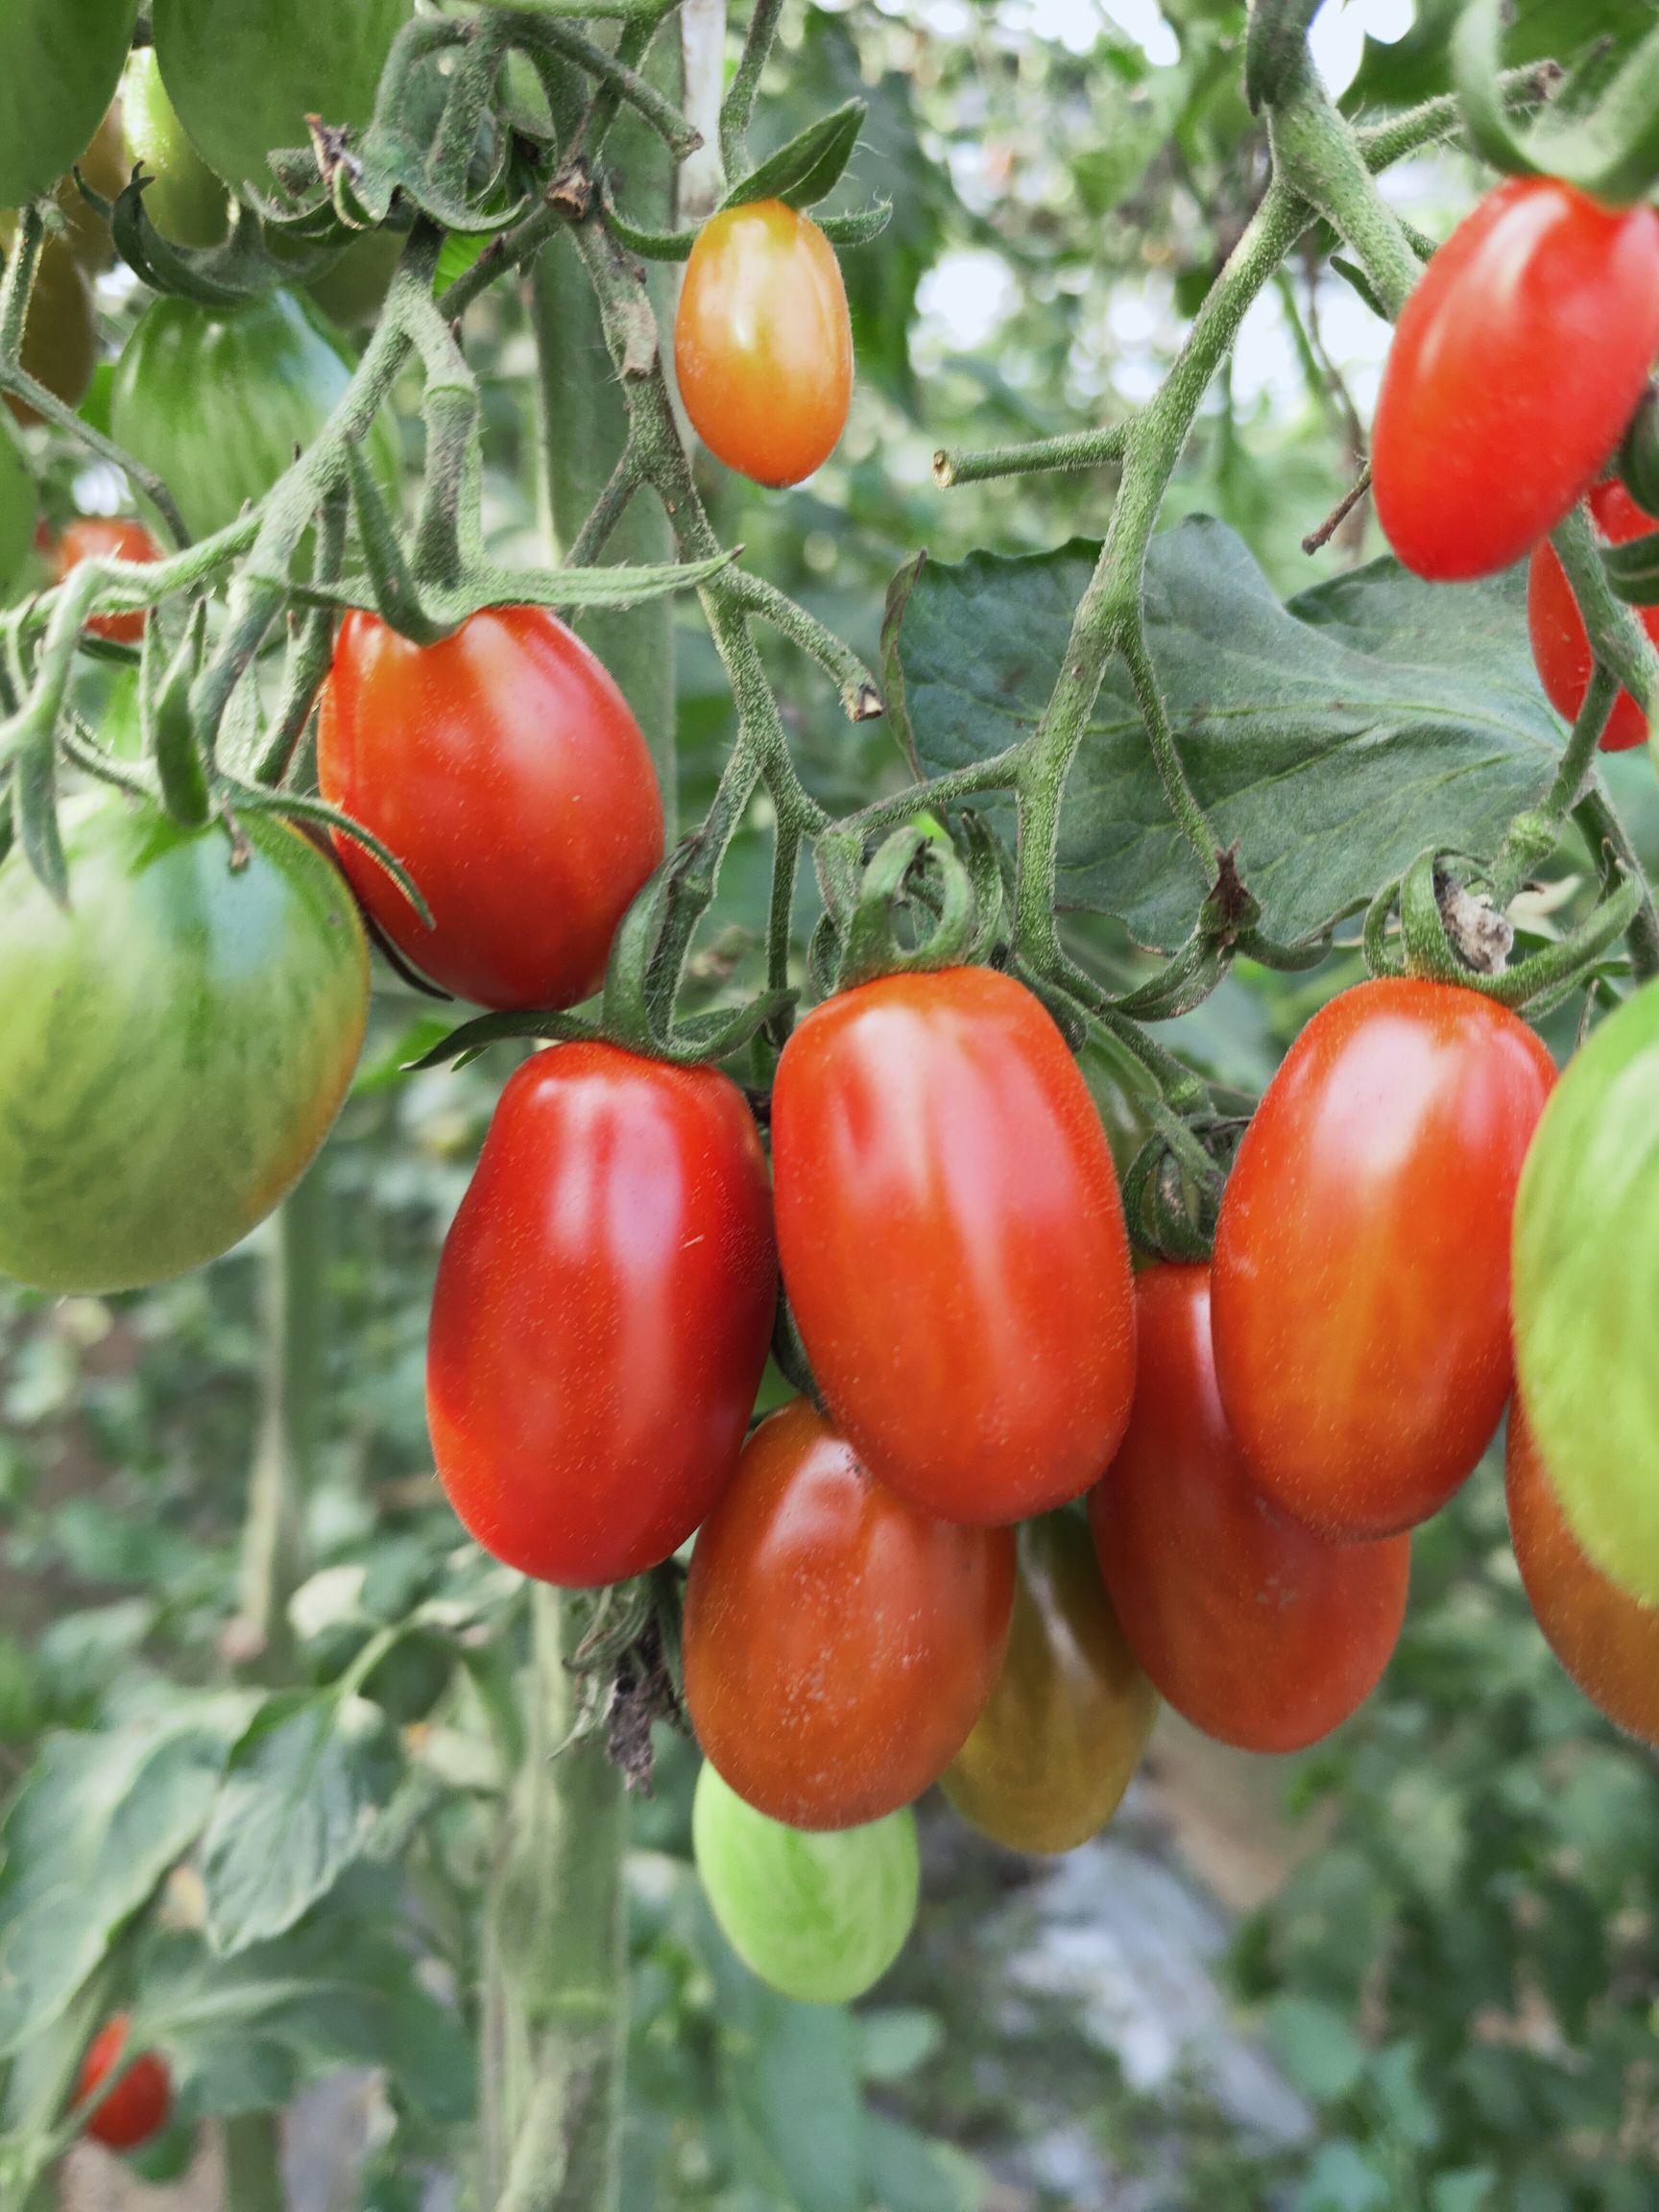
[683,1397,1015,1830]
[1528,479,1659,752]
[5,233,95,428]
[317,606,665,1010]
[0,0,137,208]
[772,966,1137,1527]
[1372,178,1659,581]
[1211,978,1553,1540]
[120,49,228,247]
[110,290,397,539]
[74,2017,172,2152]
[1506,1407,1659,1747]
[150,0,412,197]
[692,1761,919,2008]
[675,201,853,489]
[427,1044,776,1588]
[1513,974,1659,1607]
[0,794,369,1294]
[941,1511,1157,1855]
[1091,1264,1409,1755]
[0,418,35,594]
[53,516,160,645]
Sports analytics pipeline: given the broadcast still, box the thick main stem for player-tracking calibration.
[483,1588,630,2212]
[236,1159,329,1682]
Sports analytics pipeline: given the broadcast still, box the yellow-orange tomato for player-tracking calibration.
[1506,1406,1659,1747]
[942,1513,1157,1855]
[674,200,852,488]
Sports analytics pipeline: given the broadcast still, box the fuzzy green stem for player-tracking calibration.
[933,422,1128,489]
[721,0,785,175]
[235,1163,329,1683]
[483,1587,629,2212]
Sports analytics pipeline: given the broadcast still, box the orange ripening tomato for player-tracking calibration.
[1527,479,1659,753]
[771,965,1138,1527]
[55,517,162,646]
[674,200,853,488]
[941,1511,1157,1854]
[1211,978,1553,1539]
[1091,1264,1410,1754]
[427,1044,777,1587]
[683,1398,1016,1831]
[1372,177,1659,580]
[317,606,665,1011]
[75,2016,172,2152]
[1506,1403,1659,1747]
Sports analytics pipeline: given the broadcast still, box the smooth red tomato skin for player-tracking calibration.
[1373,179,1659,580]
[684,1399,1016,1831]
[317,606,664,1010]
[427,1044,777,1588]
[772,966,1138,1527]
[675,200,853,489]
[1527,481,1658,752]
[55,517,161,646]
[1091,1265,1410,1754]
[76,2017,172,2152]
[1506,1405,1659,1747]
[1212,979,1554,1539]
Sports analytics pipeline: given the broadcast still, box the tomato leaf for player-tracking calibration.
[0,1698,252,2055]
[197,1692,403,1957]
[723,100,866,213]
[884,518,1565,952]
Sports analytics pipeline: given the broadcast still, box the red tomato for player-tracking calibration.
[55,517,161,646]
[1373,178,1659,580]
[1506,1403,1659,1747]
[317,607,664,1010]
[426,1044,776,1587]
[1090,1265,1410,1754]
[1211,978,1553,1539]
[772,966,1137,1527]
[1527,479,1658,752]
[75,2016,172,2152]
[683,1398,1016,1829]
[674,200,853,489]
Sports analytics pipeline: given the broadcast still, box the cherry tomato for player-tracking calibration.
[427,1044,776,1588]
[0,1,137,209]
[317,608,665,1011]
[1091,1265,1409,1753]
[75,2017,172,2152]
[683,1398,1015,1830]
[675,200,853,489]
[1512,974,1659,1605]
[1527,479,1658,752]
[1212,978,1553,1539]
[54,517,161,646]
[941,1512,1157,1854]
[1506,1405,1659,1747]
[692,1761,919,2005]
[122,49,229,248]
[772,966,1137,1527]
[1373,179,1659,580]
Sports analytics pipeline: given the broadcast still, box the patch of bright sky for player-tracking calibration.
[919,0,1428,421]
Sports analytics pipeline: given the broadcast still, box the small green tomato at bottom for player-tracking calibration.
[692,1761,919,2006]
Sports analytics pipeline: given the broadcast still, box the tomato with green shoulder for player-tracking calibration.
[0,794,370,1294]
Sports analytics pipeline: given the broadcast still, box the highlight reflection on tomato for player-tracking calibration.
[942,1512,1157,1854]
[684,1398,1015,1831]
[1212,978,1553,1539]
[1091,1264,1411,1755]
[772,965,1138,1527]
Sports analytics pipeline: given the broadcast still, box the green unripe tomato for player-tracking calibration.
[1513,977,1659,1603]
[110,289,399,540]
[692,1761,919,2006]
[121,50,229,248]
[0,0,138,207]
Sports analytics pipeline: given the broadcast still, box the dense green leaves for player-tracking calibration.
[886,519,1563,951]
[198,1692,403,1955]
